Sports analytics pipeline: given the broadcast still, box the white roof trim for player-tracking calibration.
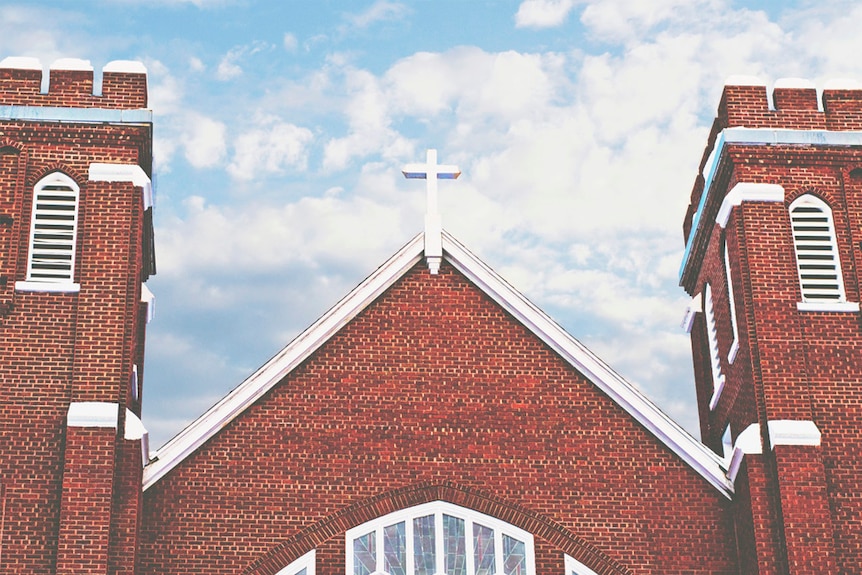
[143,234,425,489]
[143,232,733,497]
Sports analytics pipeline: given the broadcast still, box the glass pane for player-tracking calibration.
[443,514,466,575]
[296,569,307,575]
[413,514,436,575]
[473,523,495,575]
[502,534,526,575]
[384,522,407,575]
[353,531,376,575]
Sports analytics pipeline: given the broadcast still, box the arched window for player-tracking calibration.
[564,554,598,575]
[789,195,845,303]
[276,550,315,575]
[25,172,80,284]
[346,501,534,575]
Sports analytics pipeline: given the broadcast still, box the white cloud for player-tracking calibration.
[181,113,227,168]
[283,32,298,52]
[227,118,314,179]
[346,1,409,29]
[515,0,577,29]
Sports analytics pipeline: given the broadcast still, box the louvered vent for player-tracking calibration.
[790,196,844,302]
[704,284,724,410]
[27,174,79,283]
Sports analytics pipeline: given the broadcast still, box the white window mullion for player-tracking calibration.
[465,519,475,575]
[493,528,503,575]
[435,512,445,575]
[406,515,415,575]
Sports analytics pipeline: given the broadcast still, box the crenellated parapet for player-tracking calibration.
[718,76,862,131]
[0,57,147,109]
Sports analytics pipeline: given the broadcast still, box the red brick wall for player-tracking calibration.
[140,262,738,575]
[684,82,862,573]
[0,58,151,573]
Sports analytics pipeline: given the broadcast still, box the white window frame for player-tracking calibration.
[276,549,315,575]
[704,284,725,411]
[564,554,598,575]
[345,501,535,575]
[789,195,858,312]
[16,172,81,293]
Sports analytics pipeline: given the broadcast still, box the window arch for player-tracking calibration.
[789,194,846,303]
[346,501,534,575]
[276,550,315,575]
[25,172,80,284]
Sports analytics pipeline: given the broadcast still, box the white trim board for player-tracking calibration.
[143,232,733,497]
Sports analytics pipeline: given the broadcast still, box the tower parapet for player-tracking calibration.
[0,57,147,109]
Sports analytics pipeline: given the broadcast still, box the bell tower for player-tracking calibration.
[681,77,862,573]
[0,57,154,574]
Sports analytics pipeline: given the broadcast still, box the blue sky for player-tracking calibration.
[1,0,858,448]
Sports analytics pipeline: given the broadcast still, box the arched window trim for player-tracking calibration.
[564,554,598,575]
[704,284,725,411]
[790,194,858,312]
[15,171,81,293]
[346,500,535,575]
[275,550,315,575]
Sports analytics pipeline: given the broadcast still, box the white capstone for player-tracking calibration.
[67,402,119,428]
[774,77,815,90]
[0,56,41,70]
[50,58,93,72]
[104,60,147,74]
[823,78,862,91]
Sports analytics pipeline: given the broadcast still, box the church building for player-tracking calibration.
[0,56,859,574]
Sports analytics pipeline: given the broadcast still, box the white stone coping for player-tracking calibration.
[0,56,41,70]
[141,283,155,322]
[774,77,816,90]
[823,78,862,91]
[727,423,762,483]
[67,402,119,428]
[89,163,153,209]
[50,58,93,72]
[716,182,785,228]
[125,409,147,440]
[103,60,147,74]
[768,419,821,448]
[681,293,701,333]
[709,375,725,412]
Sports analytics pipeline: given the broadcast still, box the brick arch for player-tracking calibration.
[27,163,86,188]
[243,481,630,575]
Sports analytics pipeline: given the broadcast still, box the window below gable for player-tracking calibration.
[276,550,315,575]
[346,501,534,575]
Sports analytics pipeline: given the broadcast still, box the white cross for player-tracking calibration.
[402,149,461,274]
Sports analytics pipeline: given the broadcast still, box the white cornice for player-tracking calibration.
[143,232,734,498]
[716,183,785,228]
[89,163,153,209]
[680,127,862,281]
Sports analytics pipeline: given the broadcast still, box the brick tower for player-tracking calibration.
[0,57,154,574]
[681,77,862,573]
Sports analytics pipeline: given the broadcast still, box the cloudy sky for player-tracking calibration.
[2,0,859,448]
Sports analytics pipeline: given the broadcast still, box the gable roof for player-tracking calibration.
[142,232,734,498]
